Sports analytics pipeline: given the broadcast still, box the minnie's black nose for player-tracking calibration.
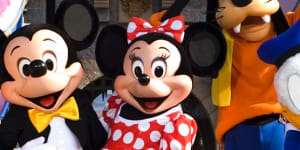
[29,60,47,77]
[138,74,150,86]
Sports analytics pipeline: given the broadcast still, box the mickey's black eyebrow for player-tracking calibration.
[43,38,56,43]
[10,46,21,55]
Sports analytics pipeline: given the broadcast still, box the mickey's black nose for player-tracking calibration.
[30,60,47,77]
[232,0,252,7]
[138,74,150,86]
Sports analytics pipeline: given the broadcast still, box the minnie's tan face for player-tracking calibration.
[216,0,279,41]
[115,39,192,114]
[2,29,83,113]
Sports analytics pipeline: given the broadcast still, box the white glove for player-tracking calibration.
[19,137,57,150]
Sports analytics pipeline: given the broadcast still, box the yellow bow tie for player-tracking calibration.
[28,97,79,133]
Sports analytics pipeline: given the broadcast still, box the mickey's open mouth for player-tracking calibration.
[131,93,171,110]
[26,90,63,109]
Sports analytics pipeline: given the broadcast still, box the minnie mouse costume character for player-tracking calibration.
[258,19,300,150]
[95,5,226,150]
[0,0,104,149]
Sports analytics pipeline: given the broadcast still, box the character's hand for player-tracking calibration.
[19,137,57,150]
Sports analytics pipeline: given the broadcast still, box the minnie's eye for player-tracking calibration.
[152,60,166,78]
[132,59,144,79]
[18,58,31,78]
[43,52,57,71]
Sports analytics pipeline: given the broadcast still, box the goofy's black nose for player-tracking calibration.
[30,60,47,78]
[138,74,150,86]
[232,0,252,7]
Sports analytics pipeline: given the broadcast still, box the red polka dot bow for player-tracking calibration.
[127,16,185,43]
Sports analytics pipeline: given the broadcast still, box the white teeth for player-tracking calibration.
[262,15,271,23]
[233,24,241,33]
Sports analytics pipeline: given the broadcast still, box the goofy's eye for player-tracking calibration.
[18,58,31,78]
[43,52,57,71]
[132,59,144,79]
[152,59,166,78]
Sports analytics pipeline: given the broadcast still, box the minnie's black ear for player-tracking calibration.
[54,0,99,50]
[95,25,128,78]
[183,22,226,78]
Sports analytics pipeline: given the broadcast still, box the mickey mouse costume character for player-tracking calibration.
[0,0,104,149]
[258,19,300,150]
[95,3,226,149]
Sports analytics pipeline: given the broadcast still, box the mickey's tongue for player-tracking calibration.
[40,96,55,107]
[144,101,159,109]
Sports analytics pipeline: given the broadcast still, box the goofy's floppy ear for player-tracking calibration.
[95,25,128,78]
[183,23,226,78]
[54,0,99,51]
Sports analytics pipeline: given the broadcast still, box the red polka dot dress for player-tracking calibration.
[100,94,198,150]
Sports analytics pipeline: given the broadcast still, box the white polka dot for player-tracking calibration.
[185,142,192,150]
[178,123,190,136]
[143,22,152,28]
[171,20,183,30]
[133,138,144,149]
[150,131,161,142]
[115,99,122,104]
[161,19,169,26]
[114,117,121,123]
[124,121,135,127]
[159,28,164,31]
[147,148,155,150]
[127,22,137,33]
[180,32,185,42]
[157,117,170,125]
[170,139,182,150]
[164,122,174,133]
[128,40,132,44]
[107,108,116,119]
[160,139,168,150]
[138,122,150,132]
[191,127,194,135]
[136,32,148,38]
[113,129,122,141]
[165,32,174,38]
[123,132,134,144]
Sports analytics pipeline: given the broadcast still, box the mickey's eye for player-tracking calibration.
[132,58,144,79]
[42,52,57,71]
[18,58,31,78]
[152,59,166,78]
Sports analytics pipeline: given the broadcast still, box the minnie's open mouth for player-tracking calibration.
[233,15,271,33]
[131,93,171,110]
[26,90,63,109]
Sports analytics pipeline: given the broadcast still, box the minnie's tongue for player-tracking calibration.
[40,96,55,107]
[144,101,159,109]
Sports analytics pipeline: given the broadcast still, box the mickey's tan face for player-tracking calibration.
[1,29,83,113]
[115,39,192,114]
[216,0,279,41]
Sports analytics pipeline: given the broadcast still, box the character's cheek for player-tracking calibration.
[65,62,83,77]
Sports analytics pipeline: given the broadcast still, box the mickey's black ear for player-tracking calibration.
[0,30,6,46]
[54,0,99,50]
[95,25,128,78]
[183,22,226,78]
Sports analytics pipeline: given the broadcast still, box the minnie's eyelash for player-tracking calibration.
[161,53,170,60]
